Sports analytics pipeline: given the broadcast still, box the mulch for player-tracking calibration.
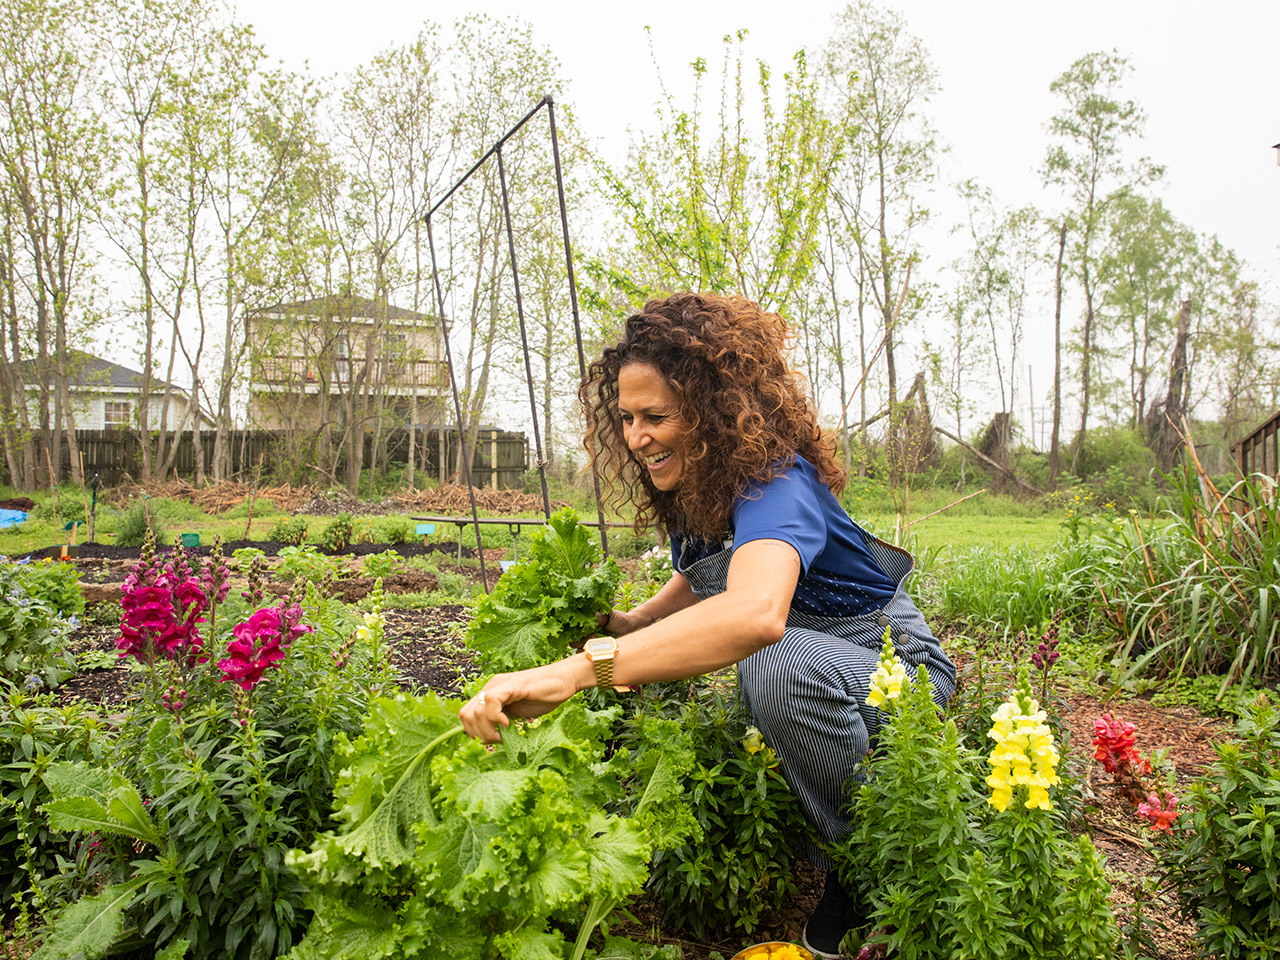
[91,477,569,518]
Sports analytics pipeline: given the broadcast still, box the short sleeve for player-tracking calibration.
[731,463,827,574]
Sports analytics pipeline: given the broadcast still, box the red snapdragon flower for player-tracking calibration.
[117,556,208,664]
[1092,712,1150,776]
[217,602,311,691]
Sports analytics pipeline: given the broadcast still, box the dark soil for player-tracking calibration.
[51,554,1212,960]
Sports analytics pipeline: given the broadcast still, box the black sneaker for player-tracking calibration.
[802,872,865,960]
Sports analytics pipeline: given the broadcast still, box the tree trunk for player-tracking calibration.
[1147,298,1192,471]
[1048,221,1066,486]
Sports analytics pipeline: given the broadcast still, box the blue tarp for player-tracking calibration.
[0,509,27,527]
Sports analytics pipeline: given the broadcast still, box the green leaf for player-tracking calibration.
[42,762,161,846]
[31,879,144,960]
[580,811,650,901]
[154,938,190,960]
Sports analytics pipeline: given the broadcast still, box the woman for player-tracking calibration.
[459,292,955,959]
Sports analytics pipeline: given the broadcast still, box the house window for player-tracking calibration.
[104,401,131,429]
[334,333,350,381]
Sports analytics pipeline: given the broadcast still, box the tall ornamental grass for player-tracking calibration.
[1100,463,1280,694]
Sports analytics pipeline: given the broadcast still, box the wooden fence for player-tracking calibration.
[36,427,528,489]
[1233,410,1280,478]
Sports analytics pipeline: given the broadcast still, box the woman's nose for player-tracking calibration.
[626,421,646,451]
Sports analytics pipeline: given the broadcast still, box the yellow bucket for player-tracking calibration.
[730,944,815,960]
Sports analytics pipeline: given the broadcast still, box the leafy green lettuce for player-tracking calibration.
[286,692,690,960]
[466,508,621,673]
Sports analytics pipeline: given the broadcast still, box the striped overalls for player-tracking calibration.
[675,527,956,866]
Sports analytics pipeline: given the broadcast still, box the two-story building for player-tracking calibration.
[246,295,449,431]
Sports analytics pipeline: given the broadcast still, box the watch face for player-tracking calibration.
[585,637,616,656]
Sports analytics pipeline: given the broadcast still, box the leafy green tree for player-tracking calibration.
[0,0,109,487]
[824,0,940,481]
[1096,193,1189,428]
[593,29,839,319]
[1041,50,1159,469]
[99,0,235,482]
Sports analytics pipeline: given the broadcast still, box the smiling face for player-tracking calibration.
[617,362,690,492]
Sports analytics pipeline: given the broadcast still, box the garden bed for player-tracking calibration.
[52,586,1222,960]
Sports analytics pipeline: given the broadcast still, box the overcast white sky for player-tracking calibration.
[247,0,1280,280]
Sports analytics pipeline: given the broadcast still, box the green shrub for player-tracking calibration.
[353,517,382,544]
[1073,426,1157,482]
[1158,702,1280,959]
[274,545,343,585]
[832,658,1117,959]
[0,559,82,687]
[113,500,167,548]
[33,565,393,960]
[361,549,401,578]
[0,687,110,916]
[266,516,308,545]
[15,557,84,619]
[380,516,413,544]
[638,682,808,940]
[1106,466,1280,690]
[318,512,354,553]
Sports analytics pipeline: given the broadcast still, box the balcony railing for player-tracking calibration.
[1234,409,1280,478]
[252,355,448,390]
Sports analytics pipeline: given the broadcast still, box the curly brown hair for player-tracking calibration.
[580,292,845,542]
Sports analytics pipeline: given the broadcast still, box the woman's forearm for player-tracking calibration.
[594,539,801,687]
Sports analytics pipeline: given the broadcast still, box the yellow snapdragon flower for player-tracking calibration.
[985,676,1060,812]
[866,627,909,709]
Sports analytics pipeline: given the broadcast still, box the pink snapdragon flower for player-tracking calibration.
[1138,790,1180,832]
[217,602,311,691]
[117,554,208,664]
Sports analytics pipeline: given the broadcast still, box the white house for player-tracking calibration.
[19,351,208,432]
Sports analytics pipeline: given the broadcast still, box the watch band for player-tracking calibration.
[591,653,614,687]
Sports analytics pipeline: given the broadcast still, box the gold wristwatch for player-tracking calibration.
[583,636,619,688]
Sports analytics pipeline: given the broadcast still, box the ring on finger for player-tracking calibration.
[475,693,487,708]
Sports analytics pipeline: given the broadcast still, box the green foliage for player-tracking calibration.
[232,547,267,574]
[1072,428,1157,487]
[0,559,82,687]
[1147,674,1273,719]
[318,513,355,553]
[637,683,808,940]
[223,498,280,519]
[34,580,391,960]
[378,516,413,545]
[465,508,620,673]
[1158,702,1280,959]
[0,687,110,917]
[112,500,166,549]
[275,546,345,586]
[285,693,695,960]
[934,539,1099,634]
[586,31,838,314]
[267,516,309,545]
[360,550,401,579]
[831,663,1118,959]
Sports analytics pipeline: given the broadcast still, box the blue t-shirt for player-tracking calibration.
[671,456,897,617]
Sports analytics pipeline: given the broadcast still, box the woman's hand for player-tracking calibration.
[596,608,650,635]
[458,657,591,744]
